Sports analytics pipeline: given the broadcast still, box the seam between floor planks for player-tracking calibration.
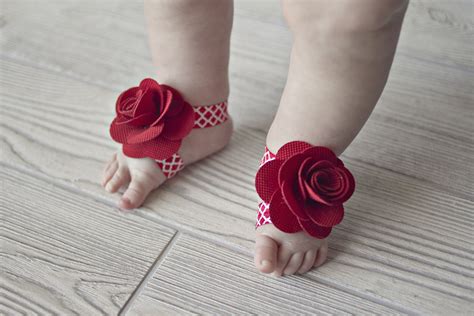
[129,233,417,315]
[119,231,181,315]
[0,162,417,314]
[0,163,180,315]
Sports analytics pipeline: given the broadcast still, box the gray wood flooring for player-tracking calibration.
[1,0,473,314]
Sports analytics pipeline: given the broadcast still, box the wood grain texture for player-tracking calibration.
[1,40,473,316]
[0,165,177,315]
[128,233,401,315]
[1,0,472,196]
[1,0,473,314]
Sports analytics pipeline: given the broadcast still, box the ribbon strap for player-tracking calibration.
[156,101,229,178]
[256,147,276,227]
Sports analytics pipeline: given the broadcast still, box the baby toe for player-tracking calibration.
[105,167,130,193]
[297,249,317,274]
[103,153,117,171]
[283,252,304,276]
[273,245,293,277]
[102,160,118,187]
[254,234,278,274]
[120,172,159,209]
[314,241,328,267]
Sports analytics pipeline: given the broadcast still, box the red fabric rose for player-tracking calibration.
[109,78,194,160]
[255,141,355,238]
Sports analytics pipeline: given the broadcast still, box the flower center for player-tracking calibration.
[308,168,345,199]
[121,89,143,115]
[123,98,137,112]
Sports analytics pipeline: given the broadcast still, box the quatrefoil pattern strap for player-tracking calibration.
[193,101,228,128]
[256,147,276,227]
[155,153,185,179]
[156,101,229,179]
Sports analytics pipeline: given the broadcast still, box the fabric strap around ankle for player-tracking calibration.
[155,101,229,178]
[256,146,276,227]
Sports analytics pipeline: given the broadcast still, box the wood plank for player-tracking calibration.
[128,233,402,315]
[0,164,176,315]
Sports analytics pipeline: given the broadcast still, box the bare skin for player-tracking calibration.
[102,0,233,208]
[102,0,408,276]
[255,0,408,276]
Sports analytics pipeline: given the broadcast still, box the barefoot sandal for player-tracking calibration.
[109,78,228,179]
[255,141,356,239]
[154,101,228,178]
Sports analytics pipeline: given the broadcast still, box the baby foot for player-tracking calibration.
[253,141,355,276]
[101,119,232,209]
[255,225,328,276]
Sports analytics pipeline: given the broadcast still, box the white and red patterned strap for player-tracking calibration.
[155,153,185,179]
[193,101,228,128]
[256,146,276,228]
[155,101,229,178]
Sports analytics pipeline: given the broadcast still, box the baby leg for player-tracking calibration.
[102,0,234,208]
[255,0,408,276]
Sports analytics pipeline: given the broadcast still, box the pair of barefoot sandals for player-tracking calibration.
[110,78,355,239]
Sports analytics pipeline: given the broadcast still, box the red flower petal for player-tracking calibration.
[326,166,356,204]
[139,78,166,119]
[341,166,356,200]
[255,160,283,203]
[161,102,195,141]
[161,85,185,117]
[126,123,165,144]
[116,87,139,114]
[276,141,312,160]
[133,89,160,118]
[313,170,345,198]
[139,78,160,90]
[297,157,317,200]
[307,160,335,175]
[305,202,344,227]
[281,180,309,220]
[311,170,340,193]
[150,90,173,127]
[297,218,332,238]
[278,153,305,186]
[110,118,141,143]
[119,112,159,127]
[123,138,182,160]
[301,146,339,164]
[304,180,332,205]
[269,189,301,233]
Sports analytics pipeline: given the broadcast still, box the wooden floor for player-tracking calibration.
[1,0,473,314]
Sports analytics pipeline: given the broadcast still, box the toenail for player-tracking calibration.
[261,260,271,267]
